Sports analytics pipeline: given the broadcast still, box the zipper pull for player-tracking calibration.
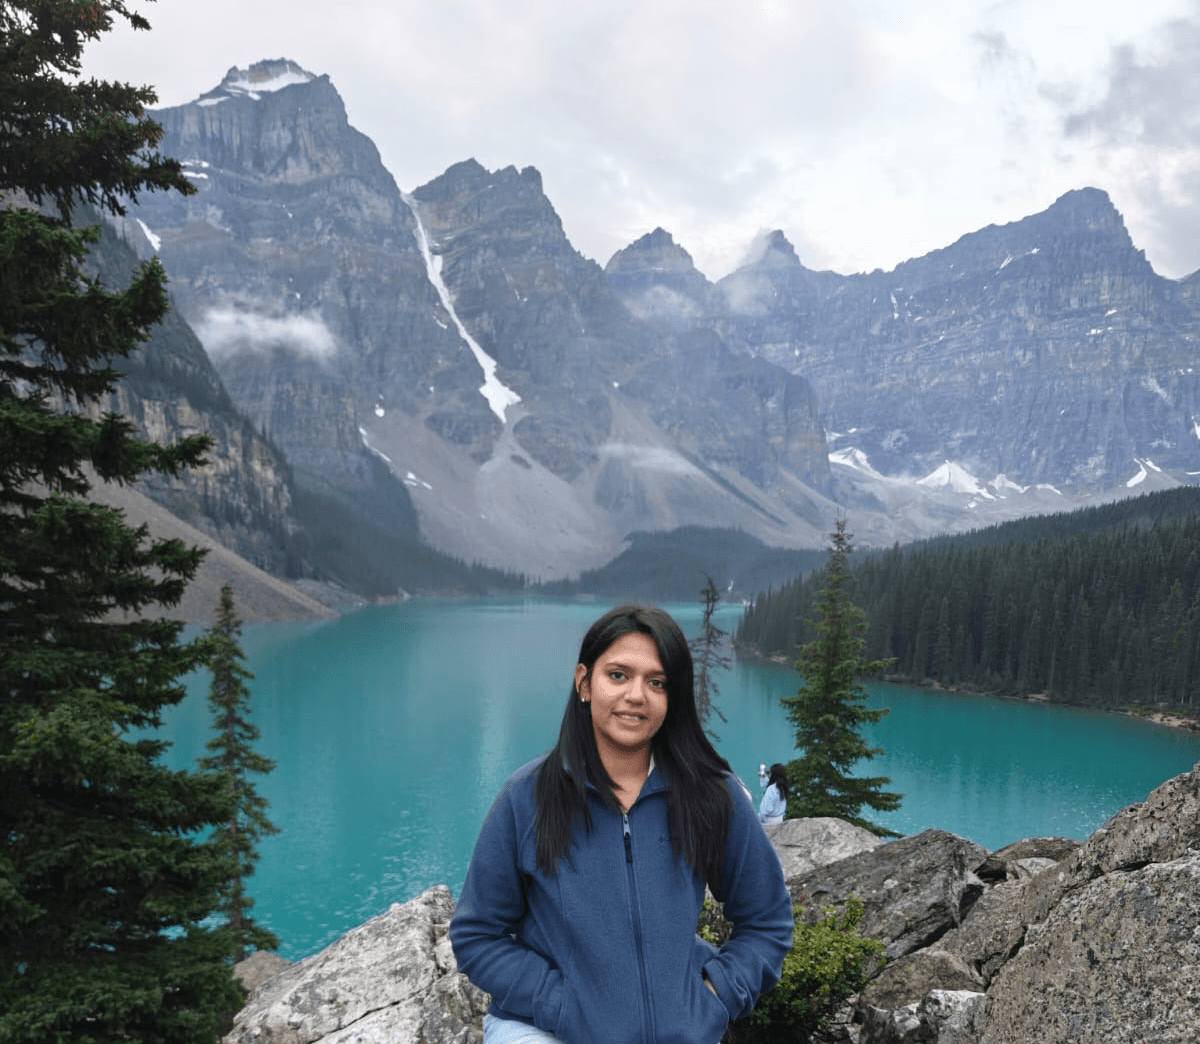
[623,812,632,863]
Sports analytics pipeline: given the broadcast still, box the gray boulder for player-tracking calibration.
[974,837,1078,883]
[1036,758,1200,895]
[980,851,1200,1044]
[234,950,293,992]
[861,990,987,1044]
[935,759,1200,999]
[764,817,885,879]
[1004,856,1058,880]
[788,829,988,959]
[860,760,1200,1044]
[860,950,984,1010]
[225,886,487,1044]
[931,881,1029,987]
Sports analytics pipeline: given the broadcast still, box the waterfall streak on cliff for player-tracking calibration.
[402,194,520,422]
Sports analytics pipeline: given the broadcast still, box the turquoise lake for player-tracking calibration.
[156,597,1200,960]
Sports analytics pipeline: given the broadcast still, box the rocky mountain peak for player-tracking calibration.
[604,227,720,327]
[1044,186,1123,232]
[717,184,1200,498]
[604,227,698,276]
[718,230,844,317]
[892,184,1151,293]
[420,158,541,196]
[413,160,566,243]
[745,229,801,271]
[213,59,316,96]
[159,59,383,189]
[1008,186,1135,258]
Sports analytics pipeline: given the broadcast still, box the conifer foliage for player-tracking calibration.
[739,489,1200,710]
[1,2,244,1039]
[200,585,280,963]
[782,521,902,834]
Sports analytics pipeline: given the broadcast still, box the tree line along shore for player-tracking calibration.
[738,488,1200,718]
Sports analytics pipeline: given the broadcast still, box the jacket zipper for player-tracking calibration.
[623,810,656,1044]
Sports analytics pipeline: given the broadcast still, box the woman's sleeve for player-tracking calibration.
[703,779,794,1021]
[449,785,564,1032]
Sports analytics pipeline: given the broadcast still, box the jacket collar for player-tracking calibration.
[582,752,667,804]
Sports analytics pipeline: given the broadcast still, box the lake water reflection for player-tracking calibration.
[157,597,1200,959]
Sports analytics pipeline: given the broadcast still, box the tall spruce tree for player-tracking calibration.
[200,585,280,963]
[782,520,902,835]
[0,2,244,1039]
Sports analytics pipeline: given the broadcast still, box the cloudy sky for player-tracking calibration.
[82,0,1200,281]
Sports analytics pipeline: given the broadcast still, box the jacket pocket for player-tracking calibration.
[686,936,730,1044]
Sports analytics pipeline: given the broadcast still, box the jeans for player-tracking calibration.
[483,1013,567,1044]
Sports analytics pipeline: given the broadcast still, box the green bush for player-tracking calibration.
[701,896,884,1044]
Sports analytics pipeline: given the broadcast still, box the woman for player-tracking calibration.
[450,604,793,1044]
[757,763,789,825]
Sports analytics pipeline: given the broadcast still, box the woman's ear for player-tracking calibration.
[574,663,590,702]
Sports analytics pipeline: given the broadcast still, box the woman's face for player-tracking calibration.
[575,632,669,763]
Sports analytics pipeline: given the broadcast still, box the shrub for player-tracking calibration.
[700,896,884,1044]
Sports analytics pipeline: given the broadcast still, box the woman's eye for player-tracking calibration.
[608,670,626,681]
[649,678,666,689]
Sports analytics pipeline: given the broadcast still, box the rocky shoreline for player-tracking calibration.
[920,680,1200,734]
[225,761,1200,1044]
[753,649,1200,735]
[1121,706,1200,732]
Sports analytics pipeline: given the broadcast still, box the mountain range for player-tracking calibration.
[108,58,1200,595]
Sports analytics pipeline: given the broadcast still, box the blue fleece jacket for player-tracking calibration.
[450,756,793,1044]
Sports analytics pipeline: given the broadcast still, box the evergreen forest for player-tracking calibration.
[736,488,1200,710]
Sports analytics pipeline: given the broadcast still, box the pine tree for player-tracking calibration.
[689,573,729,735]
[782,521,902,835]
[1,2,244,1039]
[200,585,281,963]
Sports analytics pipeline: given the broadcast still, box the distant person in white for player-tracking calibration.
[757,763,789,825]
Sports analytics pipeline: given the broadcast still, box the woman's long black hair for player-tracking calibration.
[534,604,733,888]
[767,762,790,801]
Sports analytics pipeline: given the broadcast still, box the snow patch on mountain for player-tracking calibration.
[918,461,995,498]
[990,474,1029,495]
[198,61,316,105]
[1141,375,1171,403]
[998,247,1039,271]
[224,60,314,95]
[402,194,520,423]
[358,427,392,464]
[829,446,885,478]
[1126,458,1165,488]
[136,219,161,252]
